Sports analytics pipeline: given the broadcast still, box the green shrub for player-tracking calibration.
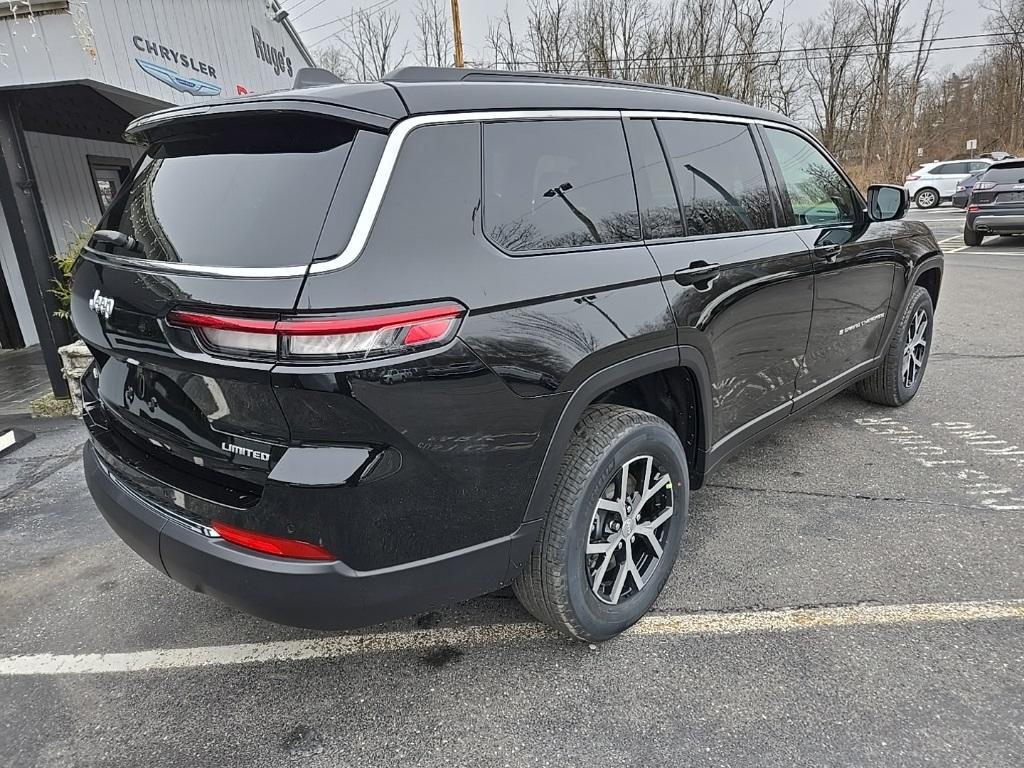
[50,221,94,320]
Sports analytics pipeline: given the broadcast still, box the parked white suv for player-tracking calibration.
[905,159,994,208]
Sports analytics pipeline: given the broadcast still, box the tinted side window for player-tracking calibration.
[935,162,969,175]
[764,127,858,227]
[969,161,990,172]
[657,120,774,236]
[624,119,685,240]
[483,120,640,252]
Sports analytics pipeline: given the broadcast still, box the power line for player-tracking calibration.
[479,31,1021,70]
[307,0,399,47]
[299,0,394,33]
[291,0,334,22]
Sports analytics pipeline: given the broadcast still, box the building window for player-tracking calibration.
[87,156,131,213]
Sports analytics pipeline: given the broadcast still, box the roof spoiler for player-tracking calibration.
[293,67,343,89]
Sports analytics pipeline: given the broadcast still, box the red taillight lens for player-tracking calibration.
[211,520,336,561]
[167,304,464,362]
[905,175,919,181]
[968,205,980,213]
[973,181,996,191]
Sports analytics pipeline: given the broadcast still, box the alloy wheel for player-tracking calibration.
[586,455,674,605]
[902,308,929,388]
[916,190,937,208]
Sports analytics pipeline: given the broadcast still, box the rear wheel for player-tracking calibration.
[914,188,940,209]
[963,225,984,247]
[513,404,689,642]
[855,286,933,406]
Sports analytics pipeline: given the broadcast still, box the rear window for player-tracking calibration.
[103,115,356,268]
[982,164,1024,184]
[483,119,640,252]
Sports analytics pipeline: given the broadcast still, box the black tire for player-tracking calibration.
[855,286,934,406]
[513,404,689,642]
[963,225,984,247]
[914,188,940,209]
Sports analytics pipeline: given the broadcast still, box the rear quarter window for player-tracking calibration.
[482,119,640,253]
[103,114,358,269]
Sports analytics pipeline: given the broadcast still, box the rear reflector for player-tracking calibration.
[211,520,336,561]
[167,304,464,362]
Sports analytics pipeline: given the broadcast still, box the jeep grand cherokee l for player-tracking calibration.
[73,67,943,642]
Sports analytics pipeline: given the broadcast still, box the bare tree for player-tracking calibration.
[336,7,408,81]
[414,0,453,67]
[315,45,349,79]
[486,4,525,69]
[800,0,869,157]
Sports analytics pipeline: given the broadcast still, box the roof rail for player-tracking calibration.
[384,66,729,101]
[293,67,343,89]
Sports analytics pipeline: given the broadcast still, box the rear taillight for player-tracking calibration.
[973,181,996,191]
[905,175,919,181]
[211,520,336,561]
[167,304,464,362]
[968,205,980,213]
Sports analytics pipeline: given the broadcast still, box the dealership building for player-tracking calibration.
[0,0,312,396]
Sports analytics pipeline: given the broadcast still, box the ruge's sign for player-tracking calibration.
[252,26,293,78]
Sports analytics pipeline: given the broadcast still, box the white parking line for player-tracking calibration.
[1,599,1021,676]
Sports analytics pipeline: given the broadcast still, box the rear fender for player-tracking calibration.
[521,346,712,527]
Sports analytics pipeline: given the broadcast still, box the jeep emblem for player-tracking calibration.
[89,290,115,319]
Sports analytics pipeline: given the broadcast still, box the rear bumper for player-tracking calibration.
[969,213,1024,233]
[85,442,540,629]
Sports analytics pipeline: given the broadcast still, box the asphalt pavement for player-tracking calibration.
[1,205,1022,767]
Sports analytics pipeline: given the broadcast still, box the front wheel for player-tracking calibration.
[513,405,689,642]
[914,188,940,209]
[855,286,934,406]
[963,225,984,247]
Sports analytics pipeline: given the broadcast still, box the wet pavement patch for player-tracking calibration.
[418,644,464,668]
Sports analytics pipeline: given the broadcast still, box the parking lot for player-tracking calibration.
[1,206,1022,767]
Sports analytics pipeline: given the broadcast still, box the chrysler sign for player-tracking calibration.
[132,34,221,96]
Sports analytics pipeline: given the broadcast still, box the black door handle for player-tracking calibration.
[674,261,720,287]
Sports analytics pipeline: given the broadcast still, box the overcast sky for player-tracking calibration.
[286,0,988,74]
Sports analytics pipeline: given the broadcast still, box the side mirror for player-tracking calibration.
[867,184,908,221]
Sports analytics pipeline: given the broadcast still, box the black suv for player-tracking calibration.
[964,159,1024,246]
[73,67,943,642]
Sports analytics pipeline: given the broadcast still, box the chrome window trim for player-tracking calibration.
[82,107,805,279]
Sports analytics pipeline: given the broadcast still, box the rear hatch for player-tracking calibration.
[972,161,1024,207]
[72,106,392,508]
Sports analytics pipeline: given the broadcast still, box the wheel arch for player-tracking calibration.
[914,263,942,310]
[523,346,713,525]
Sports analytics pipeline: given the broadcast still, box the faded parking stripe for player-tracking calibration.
[1,599,1022,676]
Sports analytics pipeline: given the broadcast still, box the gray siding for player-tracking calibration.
[25,131,144,253]
[0,1,313,101]
[0,132,142,348]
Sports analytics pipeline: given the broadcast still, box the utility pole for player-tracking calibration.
[450,0,464,68]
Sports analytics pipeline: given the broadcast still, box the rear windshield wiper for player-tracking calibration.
[92,229,143,253]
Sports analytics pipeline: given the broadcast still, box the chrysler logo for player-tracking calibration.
[89,290,115,319]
